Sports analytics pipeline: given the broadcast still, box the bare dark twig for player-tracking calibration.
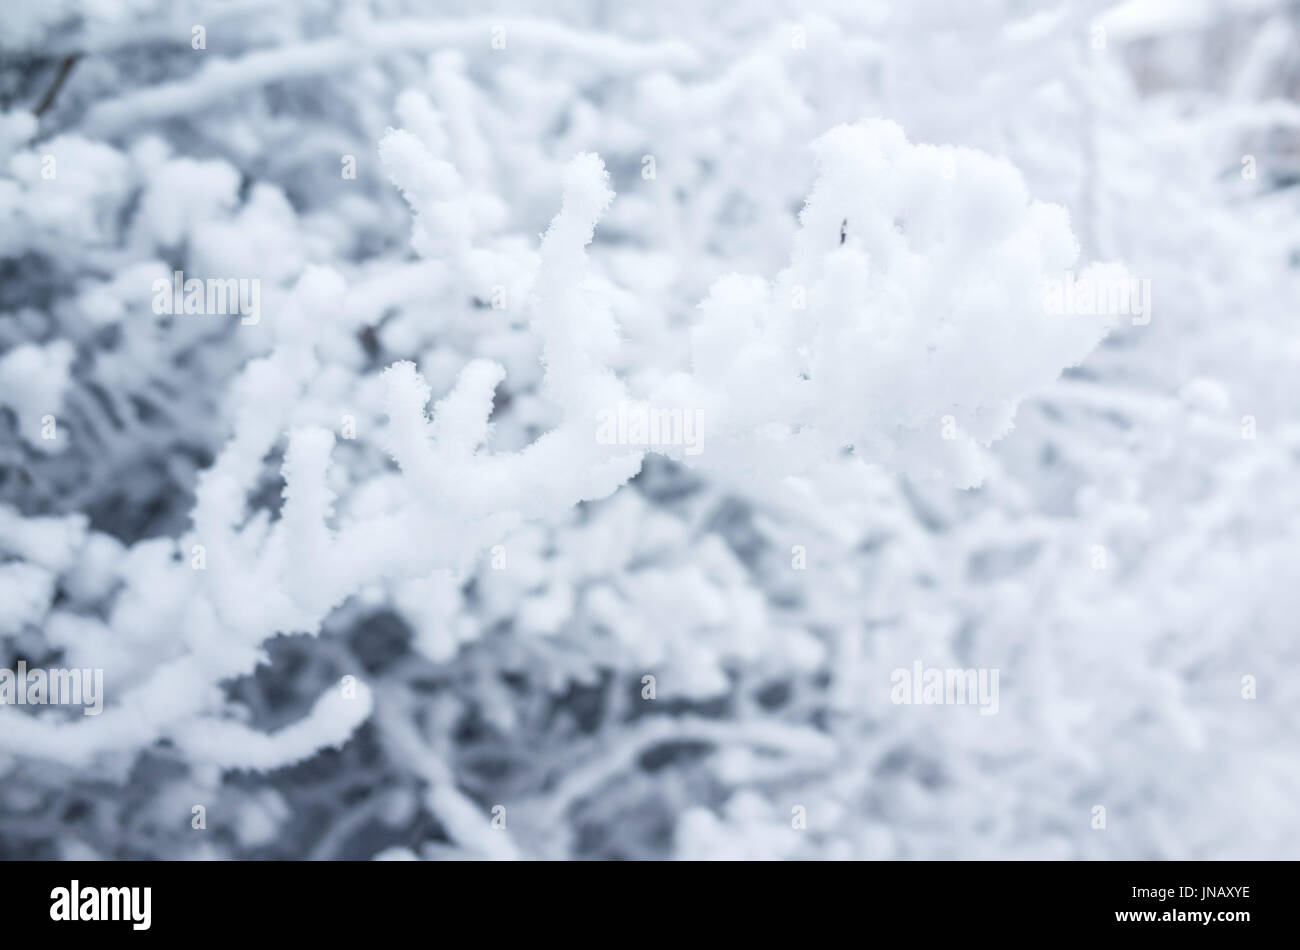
[33,53,82,117]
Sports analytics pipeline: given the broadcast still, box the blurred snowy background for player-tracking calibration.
[1,0,1298,860]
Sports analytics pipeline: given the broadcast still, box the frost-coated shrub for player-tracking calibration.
[1,0,1298,860]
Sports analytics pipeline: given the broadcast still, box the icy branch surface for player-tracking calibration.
[2,1,1296,861]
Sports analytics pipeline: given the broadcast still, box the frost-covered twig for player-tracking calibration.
[80,19,699,137]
